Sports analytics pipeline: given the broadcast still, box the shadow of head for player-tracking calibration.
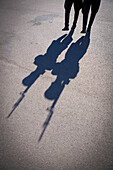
[33,55,44,66]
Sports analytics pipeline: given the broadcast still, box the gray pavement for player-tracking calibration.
[0,0,113,170]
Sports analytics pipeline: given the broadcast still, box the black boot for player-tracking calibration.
[62,26,69,31]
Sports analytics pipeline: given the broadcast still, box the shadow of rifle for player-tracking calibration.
[7,86,30,118]
[38,81,65,142]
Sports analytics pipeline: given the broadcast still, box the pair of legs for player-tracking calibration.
[81,12,97,33]
[81,0,101,33]
[62,0,81,31]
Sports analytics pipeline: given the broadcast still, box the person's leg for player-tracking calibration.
[81,13,89,33]
[87,12,96,32]
[71,9,79,30]
[62,10,70,30]
[71,0,82,30]
[81,0,91,33]
[62,0,73,31]
[87,0,101,32]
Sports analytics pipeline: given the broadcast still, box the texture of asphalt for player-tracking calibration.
[0,0,113,170]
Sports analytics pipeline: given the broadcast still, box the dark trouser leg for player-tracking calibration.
[62,10,70,31]
[71,10,79,30]
[81,0,90,33]
[65,10,70,28]
[87,12,96,31]
[81,13,88,33]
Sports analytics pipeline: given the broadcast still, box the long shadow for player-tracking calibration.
[7,31,74,118]
[38,32,90,142]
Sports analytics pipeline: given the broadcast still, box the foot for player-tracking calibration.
[81,29,86,33]
[62,26,69,31]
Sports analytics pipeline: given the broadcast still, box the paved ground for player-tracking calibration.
[0,0,113,170]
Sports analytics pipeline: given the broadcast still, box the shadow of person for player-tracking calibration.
[38,32,90,142]
[22,32,73,90]
[7,31,74,118]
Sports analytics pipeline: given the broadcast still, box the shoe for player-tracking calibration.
[81,29,86,33]
[62,26,69,31]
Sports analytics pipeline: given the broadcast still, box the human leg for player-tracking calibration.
[81,0,91,33]
[87,12,96,32]
[62,0,73,31]
[81,13,89,33]
[71,9,79,30]
[62,10,70,30]
[87,0,101,32]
